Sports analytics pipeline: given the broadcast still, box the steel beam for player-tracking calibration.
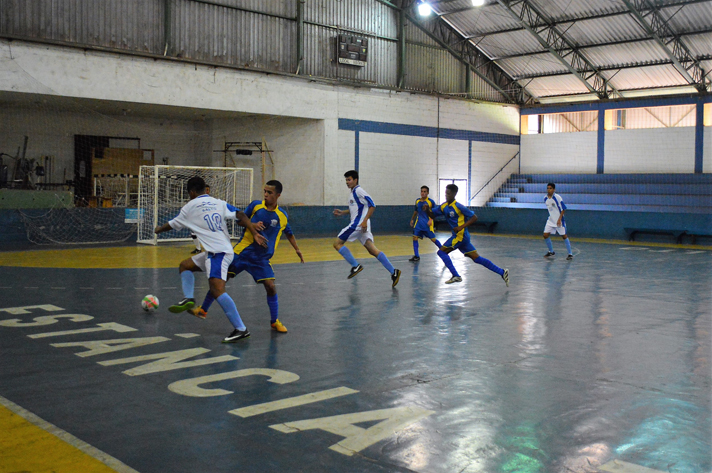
[621,0,708,91]
[494,0,620,99]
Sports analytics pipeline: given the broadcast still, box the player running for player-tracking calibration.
[409,185,442,262]
[543,183,573,260]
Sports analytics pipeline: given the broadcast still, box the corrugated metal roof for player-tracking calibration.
[496,54,569,78]
[474,29,547,59]
[518,74,593,97]
[583,40,669,67]
[604,64,691,90]
[658,2,712,32]
[555,14,648,46]
[440,3,524,36]
[526,0,628,22]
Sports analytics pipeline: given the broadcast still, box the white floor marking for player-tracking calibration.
[174,333,201,338]
[620,247,649,251]
[648,249,674,253]
[230,387,359,418]
[161,287,177,289]
[0,287,12,289]
[50,287,66,290]
[79,287,94,290]
[106,287,122,290]
[24,287,38,289]
[685,250,704,254]
[0,395,141,473]
[599,459,666,473]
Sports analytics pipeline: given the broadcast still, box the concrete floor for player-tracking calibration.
[0,234,710,473]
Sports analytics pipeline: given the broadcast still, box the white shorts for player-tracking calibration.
[337,225,374,245]
[544,223,567,236]
[195,252,234,281]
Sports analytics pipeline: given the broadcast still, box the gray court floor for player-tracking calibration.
[1,236,710,473]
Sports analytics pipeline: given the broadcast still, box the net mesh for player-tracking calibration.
[137,165,253,244]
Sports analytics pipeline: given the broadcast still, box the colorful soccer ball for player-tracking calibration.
[141,295,159,312]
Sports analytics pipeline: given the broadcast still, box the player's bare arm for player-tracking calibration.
[410,210,418,227]
[236,211,268,247]
[154,222,173,234]
[333,208,348,217]
[453,214,478,234]
[287,234,304,263]
[360,206,376,230]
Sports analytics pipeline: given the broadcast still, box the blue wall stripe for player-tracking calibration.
[338,118,519,145]
[695,99,704,174]
[597,110,605,174]
[520,94,712,115]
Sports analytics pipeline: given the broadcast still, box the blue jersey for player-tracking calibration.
[414,197,436,231]
[432,200,474,238]
[233,200,293,262]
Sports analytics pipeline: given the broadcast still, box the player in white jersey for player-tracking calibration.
[543,183,573,260]
[154,176,267,342]
[332,170,401,287]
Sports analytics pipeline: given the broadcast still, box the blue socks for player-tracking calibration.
[181,271,195,299]
[216,293,246,331]
[432,238,442,248]
[565,238,572,254]
[474,256,504,276]
[267,294,279,323]
[545,237,554,253]
[413,240,420,258]
[377,252,395,273]
[437,250,460,277]
[338,246,359,267]
[201,291,215,311]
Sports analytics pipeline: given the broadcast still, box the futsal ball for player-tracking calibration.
[141,295,159,312]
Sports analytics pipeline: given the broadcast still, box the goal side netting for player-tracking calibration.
[137,165,253,245]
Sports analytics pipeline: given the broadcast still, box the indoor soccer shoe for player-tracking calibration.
[223,328,250,343]
[190,248,201,254]
[271,319,288,333]
[502,269,509,287]
[187,306,207,319]
[168,298,195,313]
[566,254,574,260]
[348,264,363,279]
[544,251,555,257]
[409,256,421,262]
[391,269,401,288]
[445,276,462,284]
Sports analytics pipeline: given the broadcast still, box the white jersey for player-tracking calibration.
[545,192,567,227]
[347,185,375,232]
[168,195,238,254]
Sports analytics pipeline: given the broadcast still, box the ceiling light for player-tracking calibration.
[472,0,485,6]
[418,2,433,16]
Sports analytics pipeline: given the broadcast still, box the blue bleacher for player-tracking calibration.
[487,174,712,213]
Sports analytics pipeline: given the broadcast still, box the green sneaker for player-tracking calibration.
[168,298,195,313]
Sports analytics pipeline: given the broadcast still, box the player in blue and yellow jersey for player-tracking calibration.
[409,185,442,262]
[424,183,509,286]
[187,180,304,333]
[333,170,401,287]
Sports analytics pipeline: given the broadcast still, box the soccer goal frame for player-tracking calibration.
[137,165,253,245]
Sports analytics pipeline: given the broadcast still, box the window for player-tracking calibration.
[605,104,696,130]
[439,179,468,205]
[521,111,598,134]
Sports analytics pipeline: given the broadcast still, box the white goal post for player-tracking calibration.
[137,165,254,245]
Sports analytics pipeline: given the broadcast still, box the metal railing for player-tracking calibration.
[470,152,519,204]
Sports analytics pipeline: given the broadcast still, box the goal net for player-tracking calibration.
[137,165,253,245]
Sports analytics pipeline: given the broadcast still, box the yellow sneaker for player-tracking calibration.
[271,319,287,333]
[187,306,207,319]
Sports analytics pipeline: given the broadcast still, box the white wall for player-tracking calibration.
[605,127,696,173]
[470,142,520,206]
[704,127,712,174]
[520,132,598,173]
[0,40,521,205]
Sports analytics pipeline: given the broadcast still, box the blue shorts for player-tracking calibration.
[443,232,476,254]
[413,227,436,239]
[228,256,275,283]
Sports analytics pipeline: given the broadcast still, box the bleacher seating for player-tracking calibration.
[487,174,712,214]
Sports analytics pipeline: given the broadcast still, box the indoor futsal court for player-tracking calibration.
[1,0,712,472]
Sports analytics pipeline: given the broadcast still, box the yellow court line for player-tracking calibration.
[0,395,138,473]
[0,233,708,269]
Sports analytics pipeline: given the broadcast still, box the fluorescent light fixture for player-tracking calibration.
[472,0,486,6]
[418,2,433,16]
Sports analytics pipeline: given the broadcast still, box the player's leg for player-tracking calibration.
[561,229,573,260]
[437,236,461,283]
[465,248,509,287]
[169,256,202,313]
[334,228,363,278]
[191,261,239,319]
[363,238,401,288]
[206,253,249,342]
[543,228,555,256]
[261,279,286,333]
[410,235,420,262]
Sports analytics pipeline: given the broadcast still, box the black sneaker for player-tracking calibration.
[566,254,573,260]
[409,256,421,262]
[391,269,401,288]
[222,328,250,343]
[168,298,195,313]
[190,248,201,254]
[348,264,363,279]
[544,251,555,257]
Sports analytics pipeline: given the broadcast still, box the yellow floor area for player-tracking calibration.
[0,403,124,473]
[0,234,708,269]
